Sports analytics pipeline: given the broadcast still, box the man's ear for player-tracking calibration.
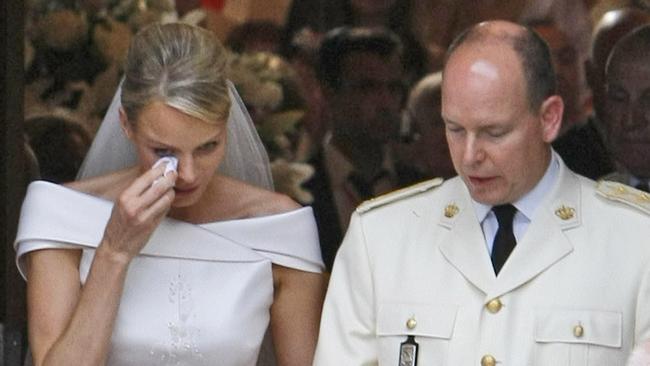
[119,107,133,140]
[539,95,564,143]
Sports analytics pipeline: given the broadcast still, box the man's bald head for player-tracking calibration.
[445,21,556,113]
[591,7,650,76]
[588,7,650,120]
[607,23,650,69]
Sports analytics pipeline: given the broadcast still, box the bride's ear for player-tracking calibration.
[119,107,133,140]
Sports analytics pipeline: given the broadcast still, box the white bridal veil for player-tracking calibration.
[77,81,274,190]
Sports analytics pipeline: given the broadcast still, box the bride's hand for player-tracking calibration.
[100,163,177,263]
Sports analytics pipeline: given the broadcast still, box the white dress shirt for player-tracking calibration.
[472,150,561,254]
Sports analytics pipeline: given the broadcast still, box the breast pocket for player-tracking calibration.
[534,308,623,366]
[376,303,458,366]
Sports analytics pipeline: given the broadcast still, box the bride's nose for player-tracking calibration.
[176,156,197,184]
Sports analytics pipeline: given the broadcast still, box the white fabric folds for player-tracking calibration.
[15,181,323,277]
[14,181,323,366]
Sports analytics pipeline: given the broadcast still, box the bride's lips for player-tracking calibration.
[174,186,198,195]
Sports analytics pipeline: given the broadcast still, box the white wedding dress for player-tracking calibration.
[15,181,324,366]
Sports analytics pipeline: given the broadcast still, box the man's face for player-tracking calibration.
[331,51,404,143]
[604,48,650,178]
[400,82,455,178]
[534,24,583,127]
[442,45,560,205]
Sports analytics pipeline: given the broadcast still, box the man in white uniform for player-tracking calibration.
[314,20,650,366]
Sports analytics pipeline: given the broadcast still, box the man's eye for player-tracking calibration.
[606,86,628,102]
[487,129,506,138]
[446,126,464,135]
[639,90,650,114]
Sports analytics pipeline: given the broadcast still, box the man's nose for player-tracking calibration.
[627,98,650,130]
[376,81,404,107]
[463,136,485,166]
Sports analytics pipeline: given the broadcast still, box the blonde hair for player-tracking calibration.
[121,22,231,126]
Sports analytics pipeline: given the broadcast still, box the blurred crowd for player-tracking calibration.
[22,0,650,269]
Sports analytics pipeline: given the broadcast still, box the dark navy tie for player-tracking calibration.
[491,204,517,275]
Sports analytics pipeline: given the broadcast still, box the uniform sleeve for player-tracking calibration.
[313,212,378,365]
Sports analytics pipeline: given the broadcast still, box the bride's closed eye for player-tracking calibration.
[154,148,174,157]
[196,141,219,154]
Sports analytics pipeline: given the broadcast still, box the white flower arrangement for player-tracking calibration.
[228,52,288,115]
[228,52,315,204]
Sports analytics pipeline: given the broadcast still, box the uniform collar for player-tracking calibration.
[437,152,580,297]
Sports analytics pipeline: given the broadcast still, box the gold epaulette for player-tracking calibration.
[356,177,444,214]
[596,180,650,215]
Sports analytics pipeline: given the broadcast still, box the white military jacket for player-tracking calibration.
[314,160,650,365]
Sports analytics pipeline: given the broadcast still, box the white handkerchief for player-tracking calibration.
[152,156,178,185]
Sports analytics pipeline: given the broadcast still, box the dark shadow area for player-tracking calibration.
[2,1,27,365]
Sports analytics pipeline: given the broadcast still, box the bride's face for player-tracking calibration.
[123,101,227,208]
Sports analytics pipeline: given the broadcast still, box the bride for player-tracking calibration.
[15,22,325,366]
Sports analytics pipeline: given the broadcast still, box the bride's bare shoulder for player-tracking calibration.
[217,176,300,218]
[64,168,137,200]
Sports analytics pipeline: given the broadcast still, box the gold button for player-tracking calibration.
[486,298,502,313]
[481,354,497,366]
[406,317,417,330]
[573,324,584,338]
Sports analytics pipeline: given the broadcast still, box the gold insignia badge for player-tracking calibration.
[444,204,459,218]
[554,205,575,220]
[640,192,650,202]
[597,180,650,215]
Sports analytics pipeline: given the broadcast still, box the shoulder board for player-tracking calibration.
[356,177,444,214]
[596,180,650,215]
